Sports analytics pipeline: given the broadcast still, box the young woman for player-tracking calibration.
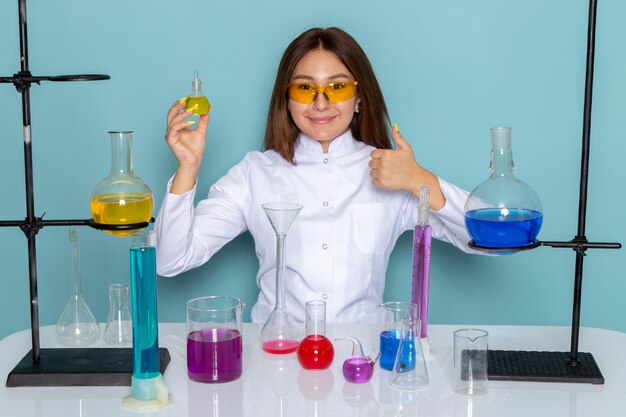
[156,27,478,324]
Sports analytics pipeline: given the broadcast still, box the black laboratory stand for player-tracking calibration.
[469,0,620,384]
[0,0,168,387]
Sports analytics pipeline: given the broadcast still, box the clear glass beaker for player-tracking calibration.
[90,131,153,237]
[260,202,303,354]
[297,300,334,370]
[103,283,132,346]
[378,302,418,371]
[186,296,246,383]
[390,318,429,390]
[453,328,489,396]
[56,227,100,346]
[464,127,543,250]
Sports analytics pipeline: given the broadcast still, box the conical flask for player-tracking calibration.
[103,283,133,346]
[390,318,429,390]
[90,131,154,237]
[465,127,543,250]
[260,202,303,354]
[56,227,100,346]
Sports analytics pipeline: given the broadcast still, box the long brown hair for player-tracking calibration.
[263,27,391,164]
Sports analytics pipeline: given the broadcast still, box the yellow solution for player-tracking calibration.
[90,193,154,237]
[184,96,211,115]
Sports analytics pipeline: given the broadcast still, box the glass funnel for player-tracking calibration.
[90,131,154,237]
[260,202,303,354]
[56,227,100,346]
[465,127,543,250]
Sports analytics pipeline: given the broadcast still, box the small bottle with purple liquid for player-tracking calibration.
[336,337,380,384]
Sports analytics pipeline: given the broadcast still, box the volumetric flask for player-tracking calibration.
[465,127,543,251]
[187,296,246,383]
[379,302,418,371]
[390,318,429,390]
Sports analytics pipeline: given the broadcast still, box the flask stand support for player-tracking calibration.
[472,0,621,385]
[0,0,167,387]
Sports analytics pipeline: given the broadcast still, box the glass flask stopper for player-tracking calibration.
[260,202,303,354]
[184,71,211,116]
[465,127,543,251]
[297,300,334,370]
[56,227,100,346]
[103,283,133,346]
[90,131,154,237]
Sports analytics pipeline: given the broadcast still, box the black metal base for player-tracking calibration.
[468,240,541,254]
[488,350,604,384]
[6,347,171,387]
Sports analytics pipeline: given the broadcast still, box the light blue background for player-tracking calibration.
[1,0,625,341]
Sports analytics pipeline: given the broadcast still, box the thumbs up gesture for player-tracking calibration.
[369,124,445,210]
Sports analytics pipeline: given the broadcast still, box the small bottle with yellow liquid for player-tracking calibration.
[90,131,153,237]
[184,71,211,115]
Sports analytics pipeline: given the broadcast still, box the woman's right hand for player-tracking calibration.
[165,99,210,194]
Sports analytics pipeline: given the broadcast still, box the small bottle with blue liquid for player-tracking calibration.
[465,127,543,251]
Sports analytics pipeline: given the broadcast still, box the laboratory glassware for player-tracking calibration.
[55,227,100,347]
[390,317,429,390]
[184,71,211,115]
[378,301,418,371]
[411,186,432,341]
[186,296,246,383]
[465,127,543,250]
[123,230,169,408]
[103,283,132,346]
[297,300,334,370]
[260,202,303,354]
[335,337,380,384]
[90,131,154,237]
[453,328,489,396]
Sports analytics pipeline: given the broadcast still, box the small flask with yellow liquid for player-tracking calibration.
[184,71,211,115]
[90,131,153,236]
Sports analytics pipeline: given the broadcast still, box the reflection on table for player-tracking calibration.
[1,323,625,416]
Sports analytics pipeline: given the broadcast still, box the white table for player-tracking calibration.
[1,323,624,416]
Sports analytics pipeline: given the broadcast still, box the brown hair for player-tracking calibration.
[263,27,392,164]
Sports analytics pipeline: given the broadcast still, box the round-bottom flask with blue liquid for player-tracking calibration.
[465,127,543,252]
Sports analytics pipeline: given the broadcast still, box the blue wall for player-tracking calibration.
[1,0,625,340]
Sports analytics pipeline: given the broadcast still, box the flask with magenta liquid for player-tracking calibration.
[260,202,303,354]
[465,127,543,251]
[297,300,334,370]
[335,337,380,384]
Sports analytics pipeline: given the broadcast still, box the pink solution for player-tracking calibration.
[342,356,374,384]
[262,339,299,354]
[187,328,242,383]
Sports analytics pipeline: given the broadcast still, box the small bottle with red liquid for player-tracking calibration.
[297,300,334,370]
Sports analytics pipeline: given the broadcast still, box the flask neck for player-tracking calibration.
[305,300,327,336]
[490,147,514,177]
[109,131,133,175]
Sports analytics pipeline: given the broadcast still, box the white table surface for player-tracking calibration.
[1,323,625,416]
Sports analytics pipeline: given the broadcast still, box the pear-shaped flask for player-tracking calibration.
[184,71,211,115]
[465,127,543,250]
[90,131,154,237]
[56,228,100,346]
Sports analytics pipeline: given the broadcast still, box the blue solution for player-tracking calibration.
[130,245,160,381]
[379,330,414,371]
[465,208,543,248]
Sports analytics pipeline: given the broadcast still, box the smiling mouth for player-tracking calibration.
[309,116,336,124]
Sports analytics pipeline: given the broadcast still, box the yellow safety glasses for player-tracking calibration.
[287,81,358,104]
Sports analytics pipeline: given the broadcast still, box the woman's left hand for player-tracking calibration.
[369,126,446,210]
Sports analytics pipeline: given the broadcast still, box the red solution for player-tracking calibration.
[262,339,299,354]
[297,334,334,369]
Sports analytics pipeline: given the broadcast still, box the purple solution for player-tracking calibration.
[342,356,374,384]
[411,225,431,339]
[187,328,242,383]
[465,208,543,248]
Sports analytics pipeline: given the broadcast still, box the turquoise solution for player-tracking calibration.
[130,245,160,383]
[465,208,543,248]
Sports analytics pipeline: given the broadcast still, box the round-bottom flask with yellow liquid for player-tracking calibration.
[90,131,153,236]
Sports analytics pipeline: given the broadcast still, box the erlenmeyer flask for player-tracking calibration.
[465,127,543,250]
[103,283,133,346]
[390,318,429,390]
[90,131,154,237]
[260,202,303,354]
[56,227,100,346]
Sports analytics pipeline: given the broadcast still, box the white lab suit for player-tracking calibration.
[155,130,475,323]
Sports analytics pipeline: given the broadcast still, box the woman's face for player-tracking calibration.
[288,49,359,152]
